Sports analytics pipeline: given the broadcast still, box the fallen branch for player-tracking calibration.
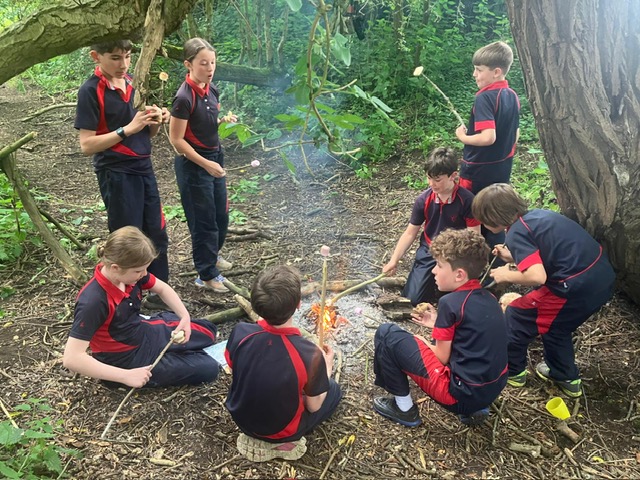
[234,294,258,322]
[0,397,18,429]
[508,442,541,458]
[226,231,271,242]
[329,273,387,306]
[222,278,251,299]
[301,277,405,297]
[334,348,343,383]
[0,131,37,159]
[556,420,580,443]
[38,207,85,249]
[20,102,76,122]
[204,307,245,324]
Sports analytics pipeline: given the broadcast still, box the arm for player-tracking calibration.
[63,337,152,388]
[304,344,335,413]
[491,263,547,286]
[149,279,191,342]
[382,224,421,275]
[78,106,162,156]
[169,117,225,178]
[493,244,514,263]
[429,339,452,365]
[455,125,497,146]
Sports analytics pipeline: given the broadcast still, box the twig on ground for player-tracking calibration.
[509,442,541,457]
[0,397,18,428]
[334,348,343,383]
[222,278,251,299]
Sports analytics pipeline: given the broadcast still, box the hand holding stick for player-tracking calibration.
[413,66,465,126]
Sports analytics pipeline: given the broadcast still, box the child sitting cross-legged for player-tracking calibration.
[373,228,508,427]
[224,265,342,462]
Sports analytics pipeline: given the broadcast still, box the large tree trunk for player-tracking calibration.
[0,0,199,86]
[505,0,640,304]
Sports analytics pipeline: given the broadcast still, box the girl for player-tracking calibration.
[169,37,236,293]
[63,226,220,388]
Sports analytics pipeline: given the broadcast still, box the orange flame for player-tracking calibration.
[311,303,338,331]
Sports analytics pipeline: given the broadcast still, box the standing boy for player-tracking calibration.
[374,229,508,426]
[473,184,615,397]
[75,40,170,309]
[383,147,480,306]
[225,266,342,462]
[455,41,520,249]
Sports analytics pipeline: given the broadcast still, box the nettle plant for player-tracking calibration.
[0,398,80,479]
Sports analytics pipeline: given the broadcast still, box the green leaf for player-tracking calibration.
[0,422,23,445]
[331,32,351,67]
[0,461,20,479]
[266,129,282,140]
[279,151,296,174]
[241,135,264,147]
[283,0,302,12]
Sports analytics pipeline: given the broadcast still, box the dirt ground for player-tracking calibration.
[2,82,640,479]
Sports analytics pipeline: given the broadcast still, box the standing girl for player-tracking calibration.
[63,226,220,388]
[169,38,237,293]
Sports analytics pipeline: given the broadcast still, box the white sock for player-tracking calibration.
[395,394,414,412]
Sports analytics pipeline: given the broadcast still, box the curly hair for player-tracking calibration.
[98,226,157,270]
[251,265,302,325]
[429,229,489,279]
[472,183,528,229]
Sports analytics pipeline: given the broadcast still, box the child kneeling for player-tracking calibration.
[225,265,342,462]
[373,229,508,426]
[63,226,220,388]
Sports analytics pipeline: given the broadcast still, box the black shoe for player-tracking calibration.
[373,396,422,427]
[458,407,490,426]
[141,293,171,312]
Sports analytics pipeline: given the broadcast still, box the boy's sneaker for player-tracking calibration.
[536,362,583,397]
[194,274,229,293]
[216,256,233,271]
[141,293,171,311]
[458,407,490,426]
[373,396,422,427]
[236,433,307,462]
[507,370,528,388]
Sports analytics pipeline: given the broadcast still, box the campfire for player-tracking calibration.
[309,303,348,338]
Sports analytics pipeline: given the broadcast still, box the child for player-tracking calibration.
[224,265,342,462]
[373,229,508,427]
[169,38,236,293]
[455,41,520,250]
[75,40,170,309]
[63,226,220,388]
[473,184,615,397]
[383,147,480,306]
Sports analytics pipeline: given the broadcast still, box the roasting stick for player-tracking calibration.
[328,272,387,307]
[318,246,331,348]
[101,330,185,440]
[413,66,465,126]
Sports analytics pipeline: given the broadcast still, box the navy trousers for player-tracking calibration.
[96,169,169,282]
[175,150,229,281]
[403,244,440,306]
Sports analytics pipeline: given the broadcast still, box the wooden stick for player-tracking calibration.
[19,103,76,122]
[557,420,580,443]
[480,255,499,285]
[334,348,343,383]
[0,131,37,159]
[301,277,405,296]
[101,335,177,439]
[203,307,245,324]
[318,257,328,348]
[234,294,259,322]
[417,72,465,126]
[0,397,18,429]
[222,278,251,299]
[328,272,387,306]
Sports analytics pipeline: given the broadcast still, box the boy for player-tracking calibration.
[75,40,170,309]
[455,41,520,249]
[383,147,480,306]
[374,228,508,427]
[473,184,615,397]
[224,265,342,462]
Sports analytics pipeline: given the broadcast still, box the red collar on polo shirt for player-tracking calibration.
[476,80,509,95]
[185,74,209,98]
[454,279,482,291]
[257,319,301,336]
[93,264,135,304]
[94,66,132,93]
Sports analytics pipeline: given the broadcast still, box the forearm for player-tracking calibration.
[390,230,419,263]
[152,282,190,320]
[304,391,328,413]
[170,138,211,169]
[459,129,496,147]
[64,351,130,384]
[79,130,126,156]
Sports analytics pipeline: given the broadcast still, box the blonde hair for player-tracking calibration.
[97,226,157,269]
[473,41,514,75]
[499,292,522,312]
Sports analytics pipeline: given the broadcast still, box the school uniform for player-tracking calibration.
[403,185,480,305]
[171,75,229,282]
[374,280,508,415]
[225,320,342,442]
[70,265,220,387]
[504,210,615,380]
[75,67,169,281]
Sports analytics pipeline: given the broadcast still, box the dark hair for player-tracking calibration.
[472,183,528,229]
[97,226,157,269]
[472,41,514,75]
[91,40,133,54]
[183,37,215,63]
[429,228,489,279]
[425,147,459,177]
[251,265,302,325]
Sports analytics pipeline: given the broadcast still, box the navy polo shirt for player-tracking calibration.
[75,67,153,175]
[70,265,156,362]
[224,320,330,440]
[408,185,480,246]
[432,280,508,408]
[460,80,520,192]
[506,210,606,297]
[171,75,221,155]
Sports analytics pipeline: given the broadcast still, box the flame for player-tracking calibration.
[311,303,338,331]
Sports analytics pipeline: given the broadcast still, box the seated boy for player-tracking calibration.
[224,265,342,462]
[373,229,508,426]
[383,147,480,306]
[473,183,615,397]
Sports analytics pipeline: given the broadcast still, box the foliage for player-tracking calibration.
[0,398,80,479]
[0,175,40,265]
[511,148,558,211]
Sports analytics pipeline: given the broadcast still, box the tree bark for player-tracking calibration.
[505,0,640,304]
[0,0,199,86]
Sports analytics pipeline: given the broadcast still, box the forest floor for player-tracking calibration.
[2,82,640,480]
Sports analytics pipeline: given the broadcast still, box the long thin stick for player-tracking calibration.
[413,67,465,126]
[318,257,328,348]
[101,336,177,440]
[480,255,499,285]
[0,397,18,429]
[328,272,387,306]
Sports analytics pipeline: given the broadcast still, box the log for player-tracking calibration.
[301,277,405,296]
[222,278,251,299]
[234,294,258,323]
[508,442,541,458]
[203,307,245,324]
[556,420,580,443]
[20,103,77,122]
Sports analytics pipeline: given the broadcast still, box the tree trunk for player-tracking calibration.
[0,0,199,86]
[505,0,640,304]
